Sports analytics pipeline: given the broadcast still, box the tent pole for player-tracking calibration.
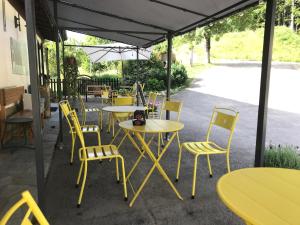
[166,31,172,120]
[136,47,139,106]
[54,0,63,147]
[62,33,65,99]
[255,0,277,167]
[24,0,45,210]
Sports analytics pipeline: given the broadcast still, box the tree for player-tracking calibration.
[193,3,265,63]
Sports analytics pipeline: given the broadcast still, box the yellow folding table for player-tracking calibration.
[119,119,184,207]
[217,167,300,225]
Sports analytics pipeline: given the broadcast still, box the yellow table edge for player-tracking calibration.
[217,167,300,225]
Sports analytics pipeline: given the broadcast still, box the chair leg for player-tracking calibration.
[175,145,183,182]
[160,133,165,146]
[226,154,231,173]
[176,132,181,150]
[76,161,84,187]
[70,133,76,165]
[112,118,115,137]
[192,155,199,199]
[119,156,128,201]
[206,155,213,177]
[83,111,87,125]
[107,113,111,133]
[99,111,103,131]
[77,162,87,207]
[157,133,161,156]
[115,158,120,183]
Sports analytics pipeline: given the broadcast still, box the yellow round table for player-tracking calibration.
[119,119,184,207]
[217,167,300,225]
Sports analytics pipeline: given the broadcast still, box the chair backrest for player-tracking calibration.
[206,107,239,149]
[147,92,158,111]
[69,110,92,153]
[112,97,134,106]
[101,90,109,98]
[160,99,183,121]
[0,190,49,225]
[59,100,74,131]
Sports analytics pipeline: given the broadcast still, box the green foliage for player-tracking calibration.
[92,74,119,80]
[63,56,79,98]
[211,26,300,62]
[171,63,188,88]
[264,145,300,169]
[122,57,188,91]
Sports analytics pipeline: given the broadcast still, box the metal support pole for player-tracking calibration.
[45,48,49,77]
[255,0,277,167]
[54,0,63,146]
[62,36,65,99]
[41,43,45,85]
[24,0,45,210]
[166,31,172,120]
[37,43,41,84]
[136,47,139,106]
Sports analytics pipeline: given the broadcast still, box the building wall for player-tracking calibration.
[0,0,30,89]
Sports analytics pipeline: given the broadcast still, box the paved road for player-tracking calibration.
[188,61,300,114]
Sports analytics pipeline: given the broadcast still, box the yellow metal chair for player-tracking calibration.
[146,92,158,118]
[59,100,101,165]
[158,99,183,154]
[108,97,134,137]
[69,110,128,207]
[176,107,239,198]
[0,190,49,225]
[78,95,102,129]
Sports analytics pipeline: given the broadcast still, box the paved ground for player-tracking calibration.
[44,62,300,225]
[0,106,59,221]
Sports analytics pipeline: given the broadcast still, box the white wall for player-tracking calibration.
[0,0,30,89]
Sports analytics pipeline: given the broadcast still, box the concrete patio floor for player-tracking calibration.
[0,105,59,221]
[44,84,300,225]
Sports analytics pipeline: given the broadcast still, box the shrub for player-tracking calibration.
[64,56,79,98]
[122,56,187,91]
[264,145,300,169]
[146,78,165,91]
[171,63,188,88]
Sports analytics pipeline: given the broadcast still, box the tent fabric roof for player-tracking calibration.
[82,43,152,63]
[48,0,259,46]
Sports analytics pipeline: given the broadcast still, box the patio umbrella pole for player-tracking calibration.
[136,47,139,106]
[255,0,277,167]
[25,0,45,209]
[165,32,172,139]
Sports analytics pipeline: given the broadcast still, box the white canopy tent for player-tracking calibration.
[82,43,152,63]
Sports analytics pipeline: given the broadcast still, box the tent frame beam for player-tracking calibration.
[143,0,258,48]
[149,0,209,18]
[255,0,277,167]
[52,0,171,32]
[59,26,165,35]
[24,0,45,210]
[58,17,154,42]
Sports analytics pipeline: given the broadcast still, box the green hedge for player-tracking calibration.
[264,145,300,169]
[122,57,188,91]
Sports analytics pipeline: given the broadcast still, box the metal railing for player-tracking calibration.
[48,78,120,100]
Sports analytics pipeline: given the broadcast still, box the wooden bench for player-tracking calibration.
[0,86,45,147]
[86,85,110,97]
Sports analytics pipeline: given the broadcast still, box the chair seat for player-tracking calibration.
[85,108,101,112]
[79,145,119,160]
[182,141,227,155]
[71,125,99,133]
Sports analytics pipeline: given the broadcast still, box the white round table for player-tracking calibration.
[102,105,146,113]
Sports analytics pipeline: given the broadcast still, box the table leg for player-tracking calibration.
[129,132,183,207]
